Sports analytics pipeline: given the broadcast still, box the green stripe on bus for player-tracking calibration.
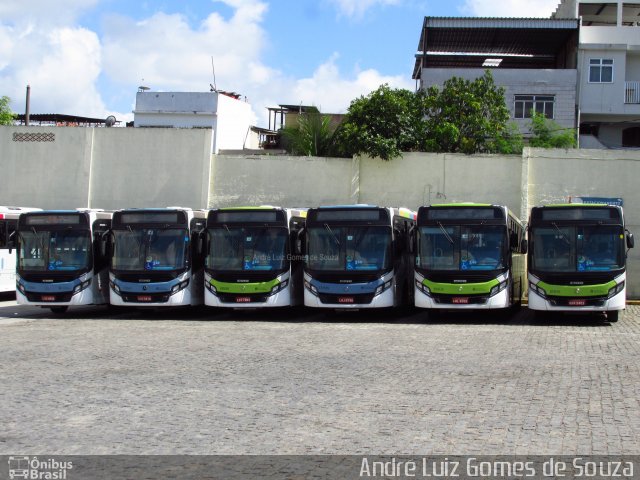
[210,278,280,294]
[422,277,499,295]
[536,280,616,297]
[218,206,277,210]
[429,203,492,207]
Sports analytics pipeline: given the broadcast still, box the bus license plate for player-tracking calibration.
[41,295,56,302]
[236,297,251,303]
[568,299,586,306]
[338,297,354,304]
[452,297,469,304]
[137,295,153,302]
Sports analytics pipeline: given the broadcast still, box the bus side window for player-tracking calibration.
[0,221,6,248]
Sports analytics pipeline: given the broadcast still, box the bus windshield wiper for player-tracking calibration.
[551,222,571,245]
[324,223,340,247]
[437,221,454,244]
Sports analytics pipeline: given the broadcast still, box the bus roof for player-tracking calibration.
[429,203,493,207]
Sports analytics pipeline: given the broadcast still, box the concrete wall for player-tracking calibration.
[0,127,93,209]
[90,127,212,210]
[1,126,212,210]
[525,147,640,297]
[357,152,523,214]
[209,154,355,208]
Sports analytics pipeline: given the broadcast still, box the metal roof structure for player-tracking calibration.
[14,113,118,126]
[413,17,579,79]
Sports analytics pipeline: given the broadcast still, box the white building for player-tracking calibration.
[133,90,253,153]
[554,0,640,148]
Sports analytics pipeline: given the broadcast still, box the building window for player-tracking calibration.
[514,95,555,119]
[589,58,613,83]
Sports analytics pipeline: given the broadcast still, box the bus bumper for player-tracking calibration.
[414,286,510,310]
[204,286,292,308]
[304,285,394,309]
[527,288,626,312]
[16,287,97,307]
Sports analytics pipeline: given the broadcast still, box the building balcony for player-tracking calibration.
[625,81,640,104]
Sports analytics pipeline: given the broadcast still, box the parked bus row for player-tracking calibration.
[0,204,634,321]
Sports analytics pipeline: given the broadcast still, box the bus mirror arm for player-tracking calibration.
[8,230,15,254]
[407,226,416,254]
[295,228,306,256]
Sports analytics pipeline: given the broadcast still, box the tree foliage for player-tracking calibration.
[528,111,577,148]
[333,71,523,160]
[334,85,424,161]
[280,113,339,157]
[421,71,521,155]
[0,96,15,125]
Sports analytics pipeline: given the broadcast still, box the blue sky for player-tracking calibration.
[0,0,560,127]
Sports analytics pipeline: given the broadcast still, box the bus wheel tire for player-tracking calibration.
[607,310,619,323]
[50,306,68,315]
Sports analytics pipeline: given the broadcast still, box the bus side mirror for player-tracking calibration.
[408,226,416,254]
[8,231,15,254]
[521,238,528,254]
[295,228,306,256]
[100,231,113,259]
[627,232,635,249]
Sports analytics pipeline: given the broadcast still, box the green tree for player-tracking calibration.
[0,96,16,125]
[280,113,337,156]
[335,84,424,161]
[421,70,521,154]
[528,111,576,148]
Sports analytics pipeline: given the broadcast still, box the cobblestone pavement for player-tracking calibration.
[1,296,640,455]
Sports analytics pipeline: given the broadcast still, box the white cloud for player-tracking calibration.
[0,0,412,127]
[286,54,413,113]
[460,0,560,17]
[0,26,106,116]
[325,0,402,19]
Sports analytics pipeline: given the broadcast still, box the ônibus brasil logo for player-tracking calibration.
[8,456,73,479]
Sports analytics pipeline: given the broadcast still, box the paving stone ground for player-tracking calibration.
[1,297,639,455]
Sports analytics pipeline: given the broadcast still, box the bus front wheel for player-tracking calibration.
[607,310,619,323]
[50,306,69,315]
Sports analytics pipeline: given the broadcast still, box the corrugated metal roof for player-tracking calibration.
[413,16,579,79]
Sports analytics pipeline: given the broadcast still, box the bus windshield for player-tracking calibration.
[307,225,392,272]
[206,227,288,272]
[531,225,624,272]
[112,228,188,271]
[418,225,506,271]
[18,230,91,272]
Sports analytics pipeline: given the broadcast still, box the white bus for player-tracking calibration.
[0,207,41,294]
[527,204,634,322]
[108,208,206,307]
[413,203,527,313]
[302,205,416,309]
[203,207,307,307]
[15,209,112,313]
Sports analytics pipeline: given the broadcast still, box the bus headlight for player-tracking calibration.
[16,282,26,294]
[109,281,121,295]
[171,279,190,294]
[269,279,288,296]
[415,280,431,296]
[529,282,546,299]
[73,279,92,294]
[374,280,392,297]
[304,280,318,296]
[608,281,625,298]
[490,280,508,297]
[205,281,217,295]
